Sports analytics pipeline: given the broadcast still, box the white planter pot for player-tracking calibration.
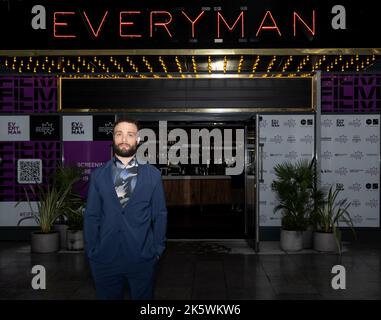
[31,231,60,253]
[313,231,341,253]
[67,230,84,250]
[280,229,303,252]
[53,224,69,249]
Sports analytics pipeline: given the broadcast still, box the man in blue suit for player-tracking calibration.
[84,118,167,300]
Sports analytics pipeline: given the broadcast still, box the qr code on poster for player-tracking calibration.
[17,159,42,184]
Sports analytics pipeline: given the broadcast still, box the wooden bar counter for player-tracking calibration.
[162,175,232,207]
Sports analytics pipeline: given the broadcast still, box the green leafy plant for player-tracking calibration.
[16,181,73,233]
[271,159,324,231]
[315,185,356,253]
[16,165,84,233]
[66,202,85,231]
[54,165,84,218]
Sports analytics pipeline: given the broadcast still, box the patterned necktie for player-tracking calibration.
[114,157,138,207]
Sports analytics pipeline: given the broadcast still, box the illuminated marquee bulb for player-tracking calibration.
[192,56,197,73]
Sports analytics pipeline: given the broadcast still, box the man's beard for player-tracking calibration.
[112,141,137,158]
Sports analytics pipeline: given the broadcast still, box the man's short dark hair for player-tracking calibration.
[113,117,140,133]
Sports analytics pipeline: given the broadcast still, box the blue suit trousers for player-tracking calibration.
[89,244,158,300]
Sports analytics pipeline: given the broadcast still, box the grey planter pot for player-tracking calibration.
[67,230,84,251]
[313,231,341,253]
[54,224,69,249]
[302,225,314,249]
[280,229,303,252]
[31,231,60,253]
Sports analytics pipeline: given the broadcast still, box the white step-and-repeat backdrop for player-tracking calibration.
[320,114,380,227]
[259,114,315,227]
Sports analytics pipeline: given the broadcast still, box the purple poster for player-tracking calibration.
[0,141,61,201]
[321,74,381,113]
[63,141,112,197]
[0,76,57,113]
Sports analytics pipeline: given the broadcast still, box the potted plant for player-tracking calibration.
[313,185,356,254]
[16,179,74,253]
[272,159,324,251]
[66,201,85,251]
[53,165,84,249]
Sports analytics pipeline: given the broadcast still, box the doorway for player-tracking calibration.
[137,117,256,239]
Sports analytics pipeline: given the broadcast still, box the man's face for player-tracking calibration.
[112,122,139,157]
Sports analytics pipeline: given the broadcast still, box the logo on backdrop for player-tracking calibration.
[322,119,333,128]
[350,151,364,160]
[8,122,21,135]
[284,119,296,128]
[300,119,313,126]
[366,167,379,176]
[349,183,362,192]
[300,135,313,144]
[287,135,296,143]
[30,115,60,141]
[365,183,379,190]
[93,115,116,141]
[269,135,283,144]
[335,167,348,176]
[334,135,348,144]
[352,215,363,224]
[348,119,362,127]
[352,135,361,143]
[365,135,379,144]
[284,151,298,160]
[36,122,54,135]
[321,151,333,160]
[98,122,113,135]
[71,122,85,135]
[62,116,93,141]
[366,118,379,126]
[365,199,378,208]
[271,120,279,127]
[259,119,268,128]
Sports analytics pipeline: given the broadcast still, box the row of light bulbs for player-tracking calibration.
[0,55,377,75]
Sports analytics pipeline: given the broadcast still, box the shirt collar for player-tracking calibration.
[113,154,138,169]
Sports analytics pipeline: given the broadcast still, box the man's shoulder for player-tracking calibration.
[140,162,161,180]
[144,163,161,176]
[90,160,112,179]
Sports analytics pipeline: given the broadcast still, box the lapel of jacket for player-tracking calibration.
[125,162,145,208]
[103,160,123,210]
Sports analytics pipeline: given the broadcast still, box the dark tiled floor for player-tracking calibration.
[0,240,381,300]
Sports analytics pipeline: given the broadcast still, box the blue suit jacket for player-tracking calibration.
[84,159,167,264]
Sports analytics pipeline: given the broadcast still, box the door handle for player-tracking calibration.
[259,143,264,183]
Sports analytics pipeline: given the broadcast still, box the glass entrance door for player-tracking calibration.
[245,117,259,251]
